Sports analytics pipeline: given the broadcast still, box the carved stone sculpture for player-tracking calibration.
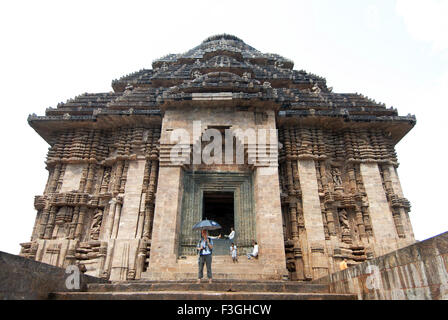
[90,209,103,240]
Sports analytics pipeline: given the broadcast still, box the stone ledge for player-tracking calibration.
[0,251,108,300]
[312,232,448,300]
[50,291,357,300]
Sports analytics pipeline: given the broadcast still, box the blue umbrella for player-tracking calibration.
[192,219,222,231]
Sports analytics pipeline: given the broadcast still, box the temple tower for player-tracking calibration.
[22,35,416,281]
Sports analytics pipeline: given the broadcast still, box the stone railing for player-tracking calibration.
[312,232,448,300]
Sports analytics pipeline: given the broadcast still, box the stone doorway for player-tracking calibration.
[178,172,255,256]
[202,191,234,238]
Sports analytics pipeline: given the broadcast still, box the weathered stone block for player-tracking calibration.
[0,251,107,300]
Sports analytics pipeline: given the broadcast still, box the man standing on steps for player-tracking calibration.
[197,229,214,283]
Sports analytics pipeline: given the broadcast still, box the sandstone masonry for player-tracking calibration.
[23,34,416,281]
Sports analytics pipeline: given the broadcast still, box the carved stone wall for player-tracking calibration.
[278,126,415,279]
[20,126,160,280]
[22,122,415,281]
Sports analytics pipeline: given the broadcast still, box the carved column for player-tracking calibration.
[135,240,147,279]
[74,206,88,240]
[98,242,108,278]
[386,165,415,242]
[297,201,312,280]
[49,163,62,193]
[103,199,117,240]
[111,197,123,239]
[254,166,288,278]
[297,159,329,279]
[68,206,80,239]
[37,202,51,239]
[318,161,336,236]
[289,200,305,280]
[43,206,58,239]
[147,166,183,274]
[113,161,124,194]
[85,164,96,193]
[359,163,399,255]
[143,160,158,240]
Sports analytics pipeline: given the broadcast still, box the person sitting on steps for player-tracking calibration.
[247,240,258,260]
[224,227,235,240]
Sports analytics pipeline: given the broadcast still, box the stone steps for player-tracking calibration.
[50,291,357,300]
[142,255,283,280]
[86,280,329,293]
[141,272,283,281]
[49,280,358,300]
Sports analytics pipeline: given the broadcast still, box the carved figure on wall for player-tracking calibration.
[339,209,350,232]
[90,209,103,240]
[331,167,343,186]
[104,170,110,180]
[127,269,136,280]
[339,209,352,244]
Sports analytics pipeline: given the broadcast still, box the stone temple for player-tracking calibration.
[22,34,417,282]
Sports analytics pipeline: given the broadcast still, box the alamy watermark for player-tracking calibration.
[169,121,279,176]
[365,265,382,290]
[65,265,80,290]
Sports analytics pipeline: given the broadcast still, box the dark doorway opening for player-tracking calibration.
[203,191,234,238]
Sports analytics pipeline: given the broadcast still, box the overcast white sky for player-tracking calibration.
[0,0,447,254]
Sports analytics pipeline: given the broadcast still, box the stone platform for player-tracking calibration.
[142,255,286,281]
[49,280,357,300]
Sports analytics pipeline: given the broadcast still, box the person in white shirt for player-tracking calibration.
[225,227,235,240]
[247,240,258,259]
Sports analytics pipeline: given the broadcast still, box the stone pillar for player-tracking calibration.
[116,159,146,239]
[135,240,147,279]
[360,163,399,255]
[386,165,416,243]
[297,159,329,279]
[103,200,117,241]
[74,206,87,240]
[109,239,140,281]
[111,201,122,239]
[105,159,147,281]
[147,166,184,278]
[97,242,108,278]
[254,167,288,278]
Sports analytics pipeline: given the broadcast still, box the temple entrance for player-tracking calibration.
[203,191,234,238]
[178,172,255,256]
